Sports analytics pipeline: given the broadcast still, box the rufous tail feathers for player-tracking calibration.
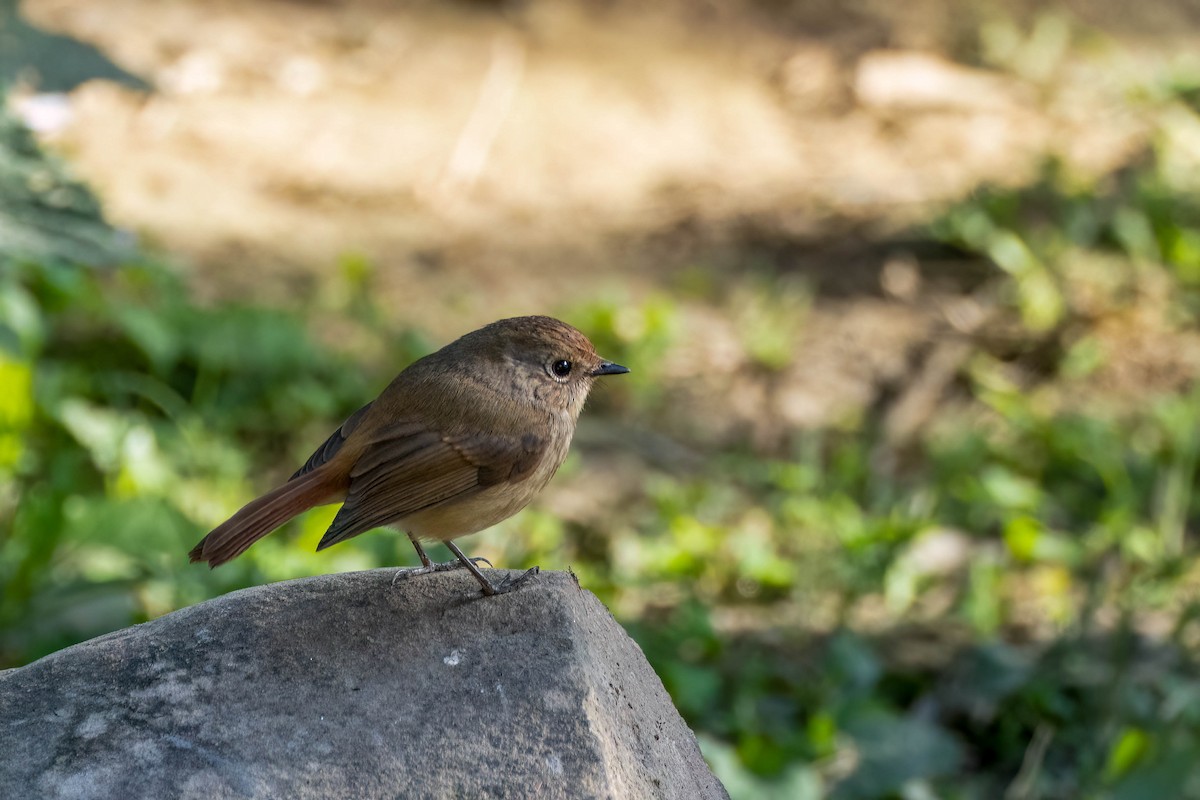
[189,467,343,567]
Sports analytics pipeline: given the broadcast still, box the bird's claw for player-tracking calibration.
[482,566,540,596]
[390,556,494,586]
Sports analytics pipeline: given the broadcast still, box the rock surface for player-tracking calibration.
[0,569,728,800]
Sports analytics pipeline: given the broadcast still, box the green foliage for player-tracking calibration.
[0,257,395,663]
[933,151,1200,331]
[544,91,1200,795]
[0,99,134,268]
[0,2,150,93]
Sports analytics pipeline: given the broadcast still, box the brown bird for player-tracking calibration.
[188,316,629,595]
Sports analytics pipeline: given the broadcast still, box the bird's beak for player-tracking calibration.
[591,360,630,377]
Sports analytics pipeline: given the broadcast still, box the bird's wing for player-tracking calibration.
[315,422,546,550]
[290,401,375,480]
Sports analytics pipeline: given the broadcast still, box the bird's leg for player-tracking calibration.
[390,535,492,587]
[444,541,539,596]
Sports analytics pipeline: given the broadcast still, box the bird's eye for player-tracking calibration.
[551,359,573,378]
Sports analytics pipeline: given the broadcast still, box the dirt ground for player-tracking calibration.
[18,0,1200,437]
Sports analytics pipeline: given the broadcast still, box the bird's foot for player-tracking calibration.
[481,566,540,596]
[390,557,493,587]
[435,541,539,597]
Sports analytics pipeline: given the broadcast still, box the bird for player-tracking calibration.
[188,315,629,595]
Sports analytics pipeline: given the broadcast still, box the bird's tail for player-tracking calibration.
[188,467,343,567]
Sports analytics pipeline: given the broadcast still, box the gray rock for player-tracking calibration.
[0,569,728,800]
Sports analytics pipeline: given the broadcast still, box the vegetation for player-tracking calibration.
[7,31,1200,800]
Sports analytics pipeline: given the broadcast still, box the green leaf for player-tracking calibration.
[1105,727,1151,782]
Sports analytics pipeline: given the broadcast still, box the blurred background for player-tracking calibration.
[4,0,1200,796]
